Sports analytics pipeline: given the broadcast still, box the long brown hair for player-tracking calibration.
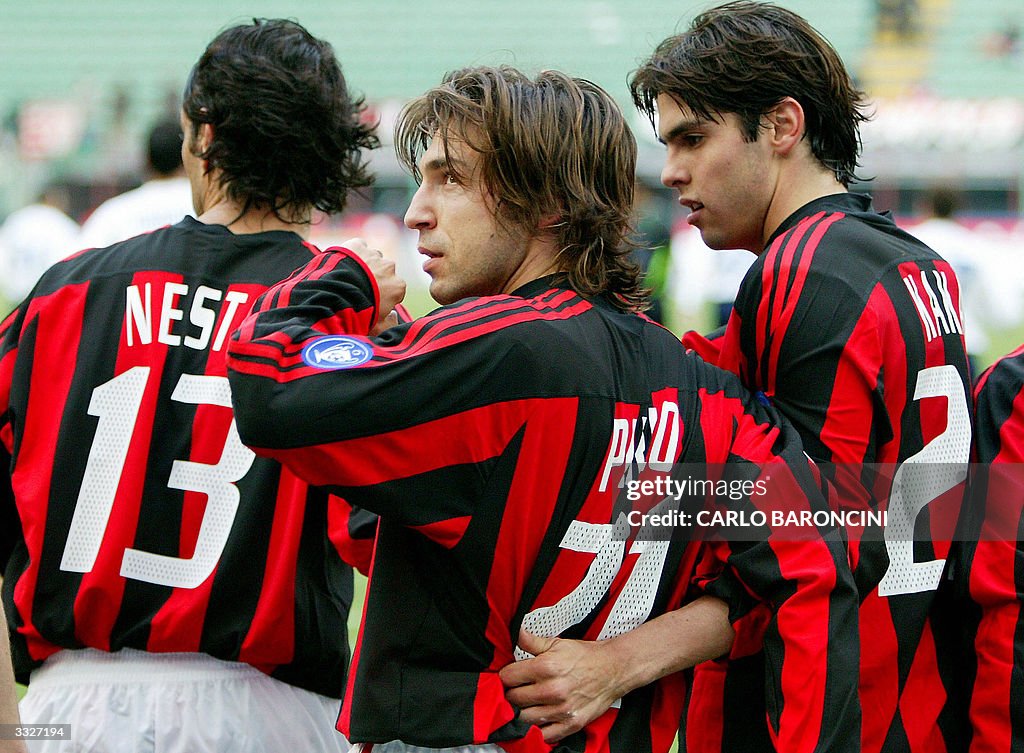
[396,66,648,312]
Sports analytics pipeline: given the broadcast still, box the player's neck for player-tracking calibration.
[761,164,847,250]
[499,236,561,295]
[196,198,311,239]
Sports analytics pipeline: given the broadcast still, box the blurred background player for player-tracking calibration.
[910,185,1017,380]
[502,4,973,753]
[225,64,859,753]
[0,18,377,753]
[77,117,194,249]
[0,183,78,308]
[959,347,1024,753]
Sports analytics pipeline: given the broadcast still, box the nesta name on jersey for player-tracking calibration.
[125,282,250,351]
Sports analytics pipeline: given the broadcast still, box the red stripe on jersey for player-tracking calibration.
[968,376,1024,753]
[687,662,727,753]
[696,387,840,753]
[0,311,17,424]
[900,621,947,753]
[695,388,781,467]
[755,212,821,393]
[147,280,273,653]
[258,400,545,490]
[73,271,179,650]
[753,228,789,380]
[0,306,17,335]
[870,288,909,465]
[482,398,579,670]
[681,330,722,365]
[769,534,836,752]
[237,468,306,668]
[230,290,590,384]
[10,285,90,662]
[968,536,1020,753]
[765,213,842,394]
[472,672,518,744]
[858,591,901,753]
[374,292,587,363]
[818,295,881,465]
[328,496,374,574]
[264,247,378,323]
[410,515,472,549]
[264,248,344,309]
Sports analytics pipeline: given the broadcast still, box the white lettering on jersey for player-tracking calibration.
[125,283,250,351]
[902,270,962,343]
[597,401,681,493]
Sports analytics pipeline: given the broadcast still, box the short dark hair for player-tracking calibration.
[395,66,647,312]
[630,1,869,186]
[147,118,184,176]
[930,186,959,219]
[183,18,378,222]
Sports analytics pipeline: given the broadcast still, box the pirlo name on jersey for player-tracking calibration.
[125,281,250,350]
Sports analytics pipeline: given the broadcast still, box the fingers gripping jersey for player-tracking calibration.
[961,347,1024,753]
[226,250,860,753]
[0,218,375,697]
[686,193,973,753]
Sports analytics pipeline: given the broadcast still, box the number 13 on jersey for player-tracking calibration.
[59,366,255,589]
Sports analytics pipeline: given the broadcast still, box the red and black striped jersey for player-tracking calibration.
[0,217,375,698]
[226,248,860,753]
[959,346,1024,753]
[683,193,973,753]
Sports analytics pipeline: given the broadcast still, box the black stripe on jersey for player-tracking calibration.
[346,430,527,745]
[192,464,283,656]
[720,654,774,753]
[270,488,353,698]
[338,452,503,529]
[0,449,16,567]
[607,683,658,753]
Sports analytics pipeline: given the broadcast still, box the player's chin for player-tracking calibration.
[428,276,471,307]
[428,278,459,306]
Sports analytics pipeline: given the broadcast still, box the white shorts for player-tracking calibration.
[351,744,502,753]
[18,648,348,753]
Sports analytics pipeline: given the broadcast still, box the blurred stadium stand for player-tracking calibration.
[0,1,1019,223]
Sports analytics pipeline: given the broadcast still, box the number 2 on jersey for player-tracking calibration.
[878,364,971,596]
[59,366,255,588]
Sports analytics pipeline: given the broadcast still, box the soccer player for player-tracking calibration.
[78,117,195,249]
[225,65,860,753]
[501,3,973,753]
[961,349,1024,752]
[0,19,377,752]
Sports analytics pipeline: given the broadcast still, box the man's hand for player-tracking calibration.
[500,630,625,743]
[342,238,406,334]
[499,597,735,743]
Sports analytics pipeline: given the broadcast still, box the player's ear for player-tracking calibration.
[763,97,804,157]
[196,123,214,152]
[197,123,216,171]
